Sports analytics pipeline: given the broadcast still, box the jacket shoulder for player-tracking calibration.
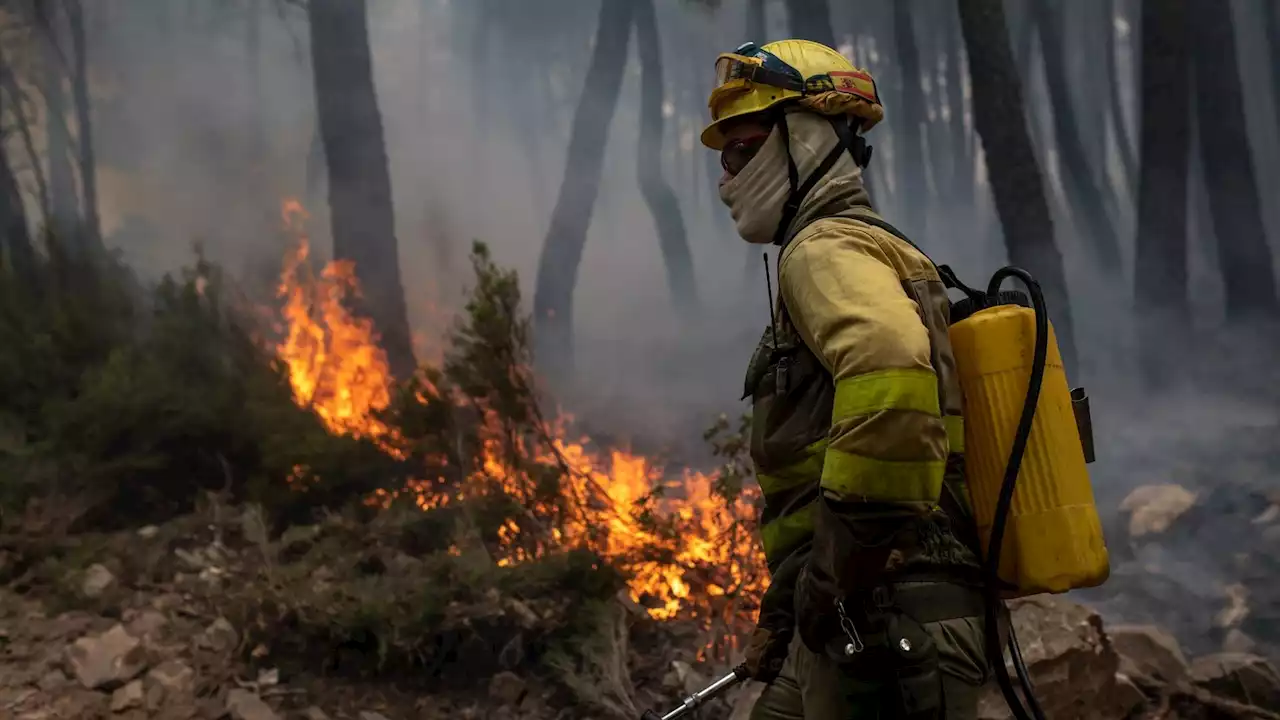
[782,216,937,283]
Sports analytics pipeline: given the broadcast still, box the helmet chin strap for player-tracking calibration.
[770,111,874,248]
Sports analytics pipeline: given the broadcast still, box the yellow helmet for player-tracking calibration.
[700,39,883,150]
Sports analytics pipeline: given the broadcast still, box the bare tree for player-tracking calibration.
[1189,0,1278,320]
[533,0,634,371]
[66,0,100,249]
[33,0,80,245]
[1104,0,1137,192]
[784,0,835,46]
[941,2,973,208]
[1029,0,1122,272]
[1133,0,1190,386]
[891,0,929,238]
[957,0,1077,370]
[1,78,34,280]
[1266,1,1280,134]
[0,41,48,222]
[308,0,416,379]
[635,0,698,314]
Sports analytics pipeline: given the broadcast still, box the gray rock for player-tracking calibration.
[36,669,67,691]
[1110,624,1189,684]
[487,671,526,706]
[225,689,281,720]
[978,597,1126,719]
[111,680,145,712]
[301,708,331,720]
[65,623,149,690]
[82,564,117,598]
[358,712,391,720]
[198,617,239,654]
[147,658,196,705]
[124,608,169,642]
[1188,653,1280,710]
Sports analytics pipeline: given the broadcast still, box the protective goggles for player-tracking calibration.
[713,43,806,97]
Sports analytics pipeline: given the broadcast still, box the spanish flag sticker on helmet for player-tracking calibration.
[828,70,878,104]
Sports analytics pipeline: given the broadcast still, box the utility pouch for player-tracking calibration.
[820,592,944,718]
[884,609,943,718]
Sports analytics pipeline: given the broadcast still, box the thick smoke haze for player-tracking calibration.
[8,0,1279,651]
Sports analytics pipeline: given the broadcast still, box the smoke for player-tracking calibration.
[37,0,1280,651]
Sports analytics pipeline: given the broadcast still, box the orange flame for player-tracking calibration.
[272,199,766,637]
[275,199,405,458]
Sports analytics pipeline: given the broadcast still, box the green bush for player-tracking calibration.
[0,237,400,531]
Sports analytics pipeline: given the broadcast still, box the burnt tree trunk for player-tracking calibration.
[1104,0,1137,193]
[0,43,48,221]
[66,0,100,250]
[892,0,929,239]
[748,0,766,40]
[1133,0,1191,386]
[1030,0,1122,272]
[1266,0,1280,134]
[0,81,34,281]
[957,0,1077,371]
[533,0,634,371]
[244,0,273,239]
[942,3,973,207]
[784,0,835,46]
[1189,0,1277,320]
[635,0,697,314]
[35,1,81,246]
[308,0,416,380]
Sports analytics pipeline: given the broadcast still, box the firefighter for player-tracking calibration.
[703,40,990,718]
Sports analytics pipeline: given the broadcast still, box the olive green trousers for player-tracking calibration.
[750,615,989,719]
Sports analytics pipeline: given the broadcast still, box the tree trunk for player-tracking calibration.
[784,0,835,46]
[748,0,766,41]
[892,0,929,239]
[0,44,49,220]
[66,0,101,251]
[1266,1,1280,134]
[35,1,81,246]
[1104,0,1137,193]
[533,0,634,371]
[635,0,698,314]
[1188,0,1277,320]
[957,0,1077,371]
[245,0,272,237]
[1029,0,1122,273]
[1133,0,1191,386]
[0,82,34,281]
[308,0,416,380]
[942,2,973,207]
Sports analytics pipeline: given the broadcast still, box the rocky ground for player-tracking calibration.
[2,499,1279,719]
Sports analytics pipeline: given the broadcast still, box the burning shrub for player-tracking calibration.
[2,208,770,706]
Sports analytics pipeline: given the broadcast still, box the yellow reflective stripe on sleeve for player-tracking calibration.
[756,439,828,496]
[944,415,965,454]
[819,448,945,503]
[832,368,941,422]
[760,501,815,561]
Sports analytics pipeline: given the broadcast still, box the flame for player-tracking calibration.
[272,198,766,639]
[274,199,406,457]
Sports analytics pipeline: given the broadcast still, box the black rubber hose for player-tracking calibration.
[982,267,1050,720]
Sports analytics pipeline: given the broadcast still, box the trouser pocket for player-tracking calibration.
[884,610,943,718]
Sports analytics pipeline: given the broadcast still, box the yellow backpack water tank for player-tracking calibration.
[948,301,1110,597]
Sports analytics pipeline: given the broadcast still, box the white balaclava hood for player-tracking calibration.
[717,112,846,245]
